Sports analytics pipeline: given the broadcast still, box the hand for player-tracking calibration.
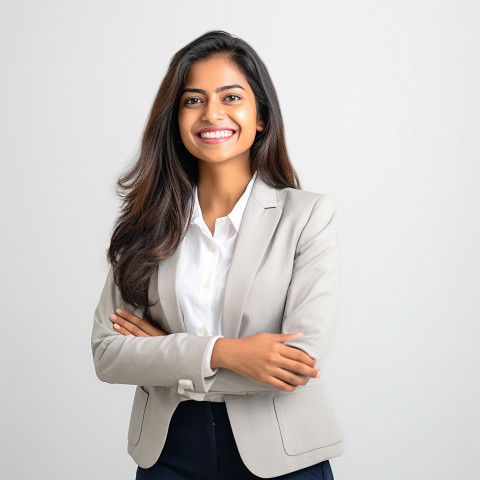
[211,332,320,392]
[109,309,168,337]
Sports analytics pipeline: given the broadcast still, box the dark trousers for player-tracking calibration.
[136,400,334,480]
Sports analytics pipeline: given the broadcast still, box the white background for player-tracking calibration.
[1,1,479,479]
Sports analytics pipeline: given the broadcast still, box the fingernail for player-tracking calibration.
[116,309,122,314]
[295,332,304,337]
[110,314,117,320]
[113,323,119,329]
[315,371,320,378]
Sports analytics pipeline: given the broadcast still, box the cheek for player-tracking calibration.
[236,108,258,136]
[178,111,193,135]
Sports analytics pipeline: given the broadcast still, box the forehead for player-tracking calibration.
[184,55,248,88]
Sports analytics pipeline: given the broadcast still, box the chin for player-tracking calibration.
[196,152,233,163]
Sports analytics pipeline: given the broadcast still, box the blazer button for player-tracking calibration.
[178,379,194,395]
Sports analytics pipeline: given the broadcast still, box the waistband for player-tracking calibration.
[172,400,229,424]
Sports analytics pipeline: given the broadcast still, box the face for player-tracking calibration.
[178,55,264,167]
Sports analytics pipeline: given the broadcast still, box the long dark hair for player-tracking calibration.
[108,30,301,308]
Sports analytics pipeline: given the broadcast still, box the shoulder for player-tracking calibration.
[274,188,339,255]
[251,175,336,222]
[275,186,336,217]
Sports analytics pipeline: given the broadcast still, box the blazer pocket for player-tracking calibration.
[273,384,343,456]
[127,386,149,446]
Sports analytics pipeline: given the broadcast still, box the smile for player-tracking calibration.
[197,129,236,144]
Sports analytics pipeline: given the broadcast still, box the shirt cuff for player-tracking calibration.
[203,335,224,377]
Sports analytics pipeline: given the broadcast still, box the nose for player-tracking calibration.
[201,98,224,124]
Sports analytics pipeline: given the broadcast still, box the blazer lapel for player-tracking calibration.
[149,174,281,338]
[149,239,187,334]
[221,176,281,338]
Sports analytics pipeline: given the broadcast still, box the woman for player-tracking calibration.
[91,30,344,479]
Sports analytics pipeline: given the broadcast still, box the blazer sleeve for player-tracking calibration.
[206,194,340,395]
[279,194,340,366]
[91,266,216,393]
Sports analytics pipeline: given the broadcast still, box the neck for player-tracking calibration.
[196,160,254,219]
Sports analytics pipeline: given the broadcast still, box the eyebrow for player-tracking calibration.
[180,84,246,96]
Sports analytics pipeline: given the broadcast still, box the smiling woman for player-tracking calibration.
[91,30,343,480]
[178,56,264,165]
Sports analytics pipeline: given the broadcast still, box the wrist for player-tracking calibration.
[211,337,235,370]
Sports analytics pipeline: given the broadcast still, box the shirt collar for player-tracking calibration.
[191,171,258,233]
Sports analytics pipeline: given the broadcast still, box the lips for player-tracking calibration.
[197,131,236,144]
[194,126,237,144]
[195,126,237,135]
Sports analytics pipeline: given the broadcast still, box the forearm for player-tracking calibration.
[91,266,213,394]
[208,368,280,394]
[92,328,214,390]
[207,337,278,394]
[206,335,315,394]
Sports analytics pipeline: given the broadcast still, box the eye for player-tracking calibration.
[184,97,203,105]
[224,94,241,102]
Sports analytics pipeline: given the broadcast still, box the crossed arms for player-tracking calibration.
[91,195,340,395]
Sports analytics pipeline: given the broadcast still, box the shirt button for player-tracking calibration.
[209,244,216,252]
[199,326,207,335]
[202,282,209,289]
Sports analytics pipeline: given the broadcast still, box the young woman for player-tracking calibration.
[91,30,344,480]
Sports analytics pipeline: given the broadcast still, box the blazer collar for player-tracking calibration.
[148,173,282,339]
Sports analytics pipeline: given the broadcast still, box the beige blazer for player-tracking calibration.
[91,174,344,478]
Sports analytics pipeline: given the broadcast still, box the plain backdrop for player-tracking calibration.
[1,1,479,479]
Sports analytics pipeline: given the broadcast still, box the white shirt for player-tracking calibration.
[175,171,258,402]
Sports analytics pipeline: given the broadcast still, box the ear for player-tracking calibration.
[256,114,265,132]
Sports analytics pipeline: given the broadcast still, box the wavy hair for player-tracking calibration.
[108,30,301,307]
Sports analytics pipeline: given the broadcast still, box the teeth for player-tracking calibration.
[200,130,234,139]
